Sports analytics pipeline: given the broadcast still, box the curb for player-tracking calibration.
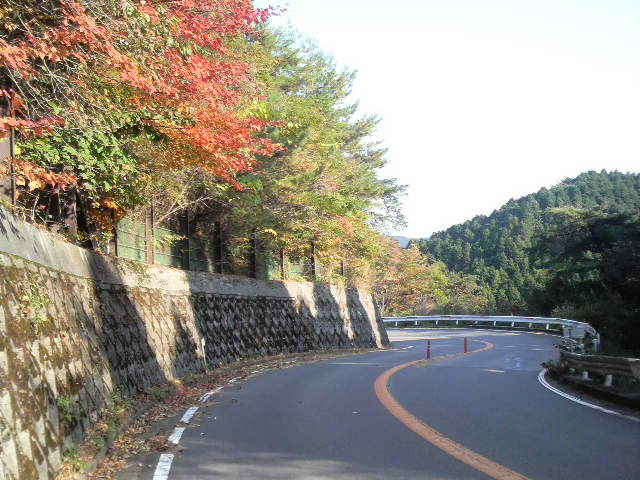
[69,400,154,480]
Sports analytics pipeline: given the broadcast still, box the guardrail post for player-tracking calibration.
[604,374,613,387]
[582,371,590,380]
[545,323,550,330]
[414,320,418,326]
[464,337,468,354]
[528,322,532,329]
[511,321,515,327]
[455,320,459,326]
[201,338,207,371]
[493,321,497,326]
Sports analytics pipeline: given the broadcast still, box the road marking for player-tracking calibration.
[199,392,214,403]
[375,341,530,480]
[155,384,228,478]
[167,427,186,445]
[152,454,174,480]
[483,369,505,373]
[180,407,198,424]
[328,362,379,366]
[537,369,640,423]
[199,386,223,403]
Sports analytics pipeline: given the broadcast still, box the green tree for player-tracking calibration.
[530,208,640,353]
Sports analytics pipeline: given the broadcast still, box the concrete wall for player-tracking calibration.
[0,208,389,479]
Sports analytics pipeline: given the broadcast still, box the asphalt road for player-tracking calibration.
[166,329,640,479]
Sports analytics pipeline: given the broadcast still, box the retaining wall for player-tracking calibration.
[0,208,388,479]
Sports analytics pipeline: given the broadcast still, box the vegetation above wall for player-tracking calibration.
[0,1,405,285]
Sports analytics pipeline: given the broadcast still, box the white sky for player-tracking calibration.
[257,0,640,238]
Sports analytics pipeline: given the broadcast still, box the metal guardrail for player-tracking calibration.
[560,350,640,387]
[560,350,640,379]
[382,315,599,348]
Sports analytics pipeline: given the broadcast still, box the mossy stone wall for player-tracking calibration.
[0,209,388,479]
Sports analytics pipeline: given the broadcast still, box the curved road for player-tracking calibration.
[162,329,640,480]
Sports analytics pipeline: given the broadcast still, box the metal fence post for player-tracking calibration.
[179,212,190,270]
[0,128,16,205]
[279,248,285,280]
[310,241,316,279]
[213,221,223,274]
[145,205,154,264]
[249,229,257,278]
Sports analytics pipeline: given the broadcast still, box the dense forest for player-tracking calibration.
[415,171,640,353]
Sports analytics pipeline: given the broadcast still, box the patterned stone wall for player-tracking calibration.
[0,209,388,480]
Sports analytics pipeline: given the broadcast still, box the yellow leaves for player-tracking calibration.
[101,199,121,211]
[89,198,125,230]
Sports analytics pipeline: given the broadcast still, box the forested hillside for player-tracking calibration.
[415,171,640,352]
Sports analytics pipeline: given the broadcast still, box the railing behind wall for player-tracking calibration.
[113,214,331,282]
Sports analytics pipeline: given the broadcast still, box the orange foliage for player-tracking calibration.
[0,0,281,183]
[0,156,77,192]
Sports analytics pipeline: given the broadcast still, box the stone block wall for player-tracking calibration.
[0,208,388,479]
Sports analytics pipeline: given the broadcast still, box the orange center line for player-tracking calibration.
[374,340,530,480]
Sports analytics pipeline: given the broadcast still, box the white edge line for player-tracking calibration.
[156,386,226,478]
[199,392,213,403]
[180,406,198,424]
[538,369,640,423]
[152,453,174,480]
[167,427,185,445]
[199,385,224,402]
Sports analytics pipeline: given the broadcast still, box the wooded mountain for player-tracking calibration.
[415,171,640,323]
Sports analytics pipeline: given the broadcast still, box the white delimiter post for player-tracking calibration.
[201,338,207,371]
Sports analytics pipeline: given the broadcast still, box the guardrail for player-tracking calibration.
[382,315,599,349]
[560,350,640,387]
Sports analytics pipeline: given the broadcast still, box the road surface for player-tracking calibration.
[160,329,640,479]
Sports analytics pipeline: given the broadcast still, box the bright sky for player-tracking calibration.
[257,0,640,238]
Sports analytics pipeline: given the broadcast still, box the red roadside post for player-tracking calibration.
[464,337,468,353]
[426,340,431,360]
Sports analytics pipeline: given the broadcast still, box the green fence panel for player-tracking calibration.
[189,235,215,273]
[153,225,183,268]
[116,218,146,263]
[255,248,279,280]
